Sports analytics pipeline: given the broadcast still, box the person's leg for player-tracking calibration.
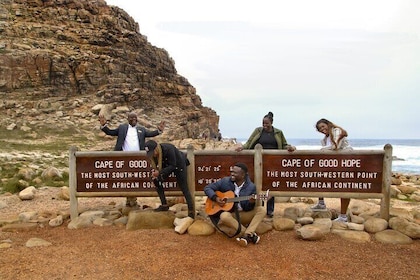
[219,211,246,234]
[242,206,265,235]
[153,179,168,210]
[176,168,195,218]
[333,198,350,222]
[266,197,274,216]
[340,198,350,214]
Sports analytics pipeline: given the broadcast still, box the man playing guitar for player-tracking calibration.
[204,162,266,246]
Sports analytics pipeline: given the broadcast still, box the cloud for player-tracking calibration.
[106,0,420,139]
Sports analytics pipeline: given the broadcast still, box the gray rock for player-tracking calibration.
[67,216,94,229]
[1,223,38,232]
[49,215,64,227]
[312,218,332,234]
[349,213,365,224]
[364,217,388,233]
[18,186,36,200]
[58,186,70,201]
[296,225,325,241]
[79,210,105,221]
[389,217,420,239]
[332,229,371,243]
[347,222,365,231]
[297,216,314,225]
[41,166,62,179]
[375,229,413,244]
[0,200,8,209]
[273,217,295,231]
[126,211,175,230]
[114,216,128,226]
[18,211,37,222]
[283,207,302,221]
[93,217,113,226]
[187,220,215,236]
[26,237,52,247]
[174,217,194,234]
[409,192,420,202]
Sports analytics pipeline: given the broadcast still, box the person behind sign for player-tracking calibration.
[312,118,352,223]
[236,111,296,217]
[144,140,195,219]
[99,112,165,207]
[204,162,266,247]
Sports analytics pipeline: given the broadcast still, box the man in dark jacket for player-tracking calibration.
[145,140,195,219]
[204,163,265,246]
[99,112,165,207]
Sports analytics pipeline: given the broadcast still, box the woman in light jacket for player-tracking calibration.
[312,118,352,223]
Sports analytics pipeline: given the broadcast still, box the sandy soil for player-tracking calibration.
[0,189,419,280]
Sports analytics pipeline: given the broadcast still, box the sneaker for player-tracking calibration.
[236,236,250,247]
[311,203,327,211]
[333,215,348,223]
[249,233,260,244]
[154,205,169,212]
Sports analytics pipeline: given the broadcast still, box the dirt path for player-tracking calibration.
[1,189,419,279]
[1,225,419,280]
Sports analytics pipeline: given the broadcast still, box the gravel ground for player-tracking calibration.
[0,188,419,280]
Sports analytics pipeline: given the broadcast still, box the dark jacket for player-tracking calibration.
[156,143,188,181]
[204,175,257,212]
[101,124,160,151]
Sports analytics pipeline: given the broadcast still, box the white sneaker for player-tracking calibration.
[333,215,348,223]
[311,203,327,211]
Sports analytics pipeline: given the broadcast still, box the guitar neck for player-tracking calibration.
[225,195,255,203]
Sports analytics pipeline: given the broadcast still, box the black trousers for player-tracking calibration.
[154,168,194,215]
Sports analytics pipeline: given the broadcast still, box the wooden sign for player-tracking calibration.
[262,153,384,193]
[75,155,178,192]
[194,154,254,191]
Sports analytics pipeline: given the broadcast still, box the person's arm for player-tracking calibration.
[321,128,342,150]
[157,146,177,180]
[235,128,259,151]
[204,179,226,205]
[276,130,296,152]
[144,121,166,137]
[99,114,119,136]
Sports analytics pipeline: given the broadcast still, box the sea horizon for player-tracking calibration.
[232,138,420,174]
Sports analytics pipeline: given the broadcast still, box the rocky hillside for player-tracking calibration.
[0,0,219,150]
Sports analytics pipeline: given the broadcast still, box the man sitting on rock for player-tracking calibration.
[204,162,265,247]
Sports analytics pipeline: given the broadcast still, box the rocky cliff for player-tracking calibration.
[0,0,219,147]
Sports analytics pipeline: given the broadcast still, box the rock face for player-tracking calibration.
[0,0,219,141]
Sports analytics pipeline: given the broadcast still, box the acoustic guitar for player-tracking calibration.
[205,190,269,216]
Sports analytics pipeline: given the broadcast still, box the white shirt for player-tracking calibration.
[122,125,140,151]
[234,181,245,211]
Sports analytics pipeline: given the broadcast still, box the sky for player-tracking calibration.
[105,0,420,140]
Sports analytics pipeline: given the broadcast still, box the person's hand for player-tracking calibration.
[215,196,226,206]
[99,114,107,126]
[287,145,296,152]
[157,121,165,132]
[151,169,159,180]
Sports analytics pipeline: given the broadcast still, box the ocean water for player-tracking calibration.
[237,138,420,174]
